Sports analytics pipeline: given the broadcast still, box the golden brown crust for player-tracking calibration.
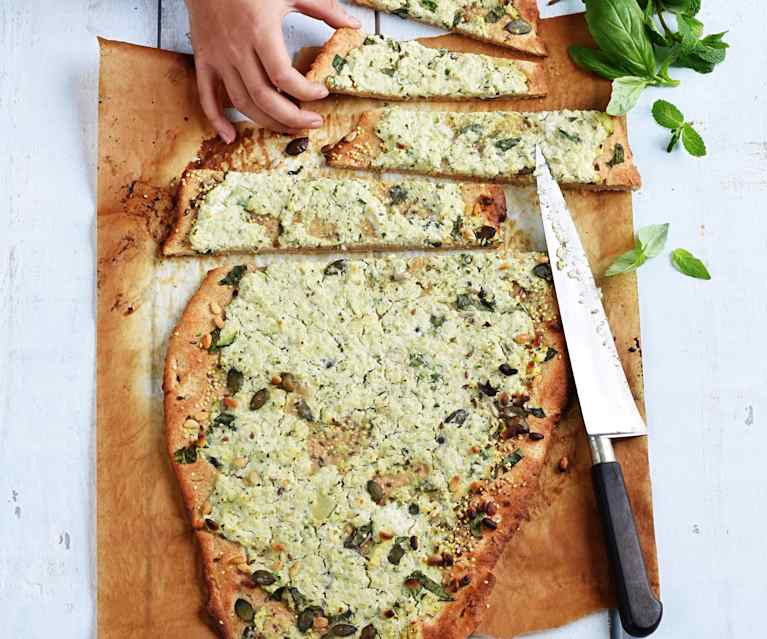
[350,0,547,56]
[165,257,569,639]
[306,28,547,102]
[162,169,509,256]
[324,110,642,191]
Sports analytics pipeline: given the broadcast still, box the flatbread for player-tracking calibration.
[164,253,569,639]
[349,0,547,56]
[306,28,547,101]
[323,109,642,191]
[163,169,507,256]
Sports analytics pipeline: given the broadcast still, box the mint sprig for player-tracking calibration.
[652,99,707,156]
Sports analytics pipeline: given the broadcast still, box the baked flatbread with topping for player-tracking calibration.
[349,0,546,56]
[307,29,546,101]
[324,108,641,190]
[163,170,507,256]
[164,252,569,639]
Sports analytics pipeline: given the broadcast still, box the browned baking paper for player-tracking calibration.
[97,14,658,639]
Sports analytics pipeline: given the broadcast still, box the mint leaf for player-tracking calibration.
[666,128,682,153]
[652,99,684,129]
[605,247,646,277]
[671,249,711,280]
[681,123,707,156]
[637,223,670,258]
[607,76,649,116]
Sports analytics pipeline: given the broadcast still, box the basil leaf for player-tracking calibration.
[605,247,646,277]
[671,249,711,280]
[651,99,684,129]
[569,46,630,80]
[681,124,707,157]
[584,0,657,79]
[637,223,670,259]
[607,76,649,115]
[332,54,346,73]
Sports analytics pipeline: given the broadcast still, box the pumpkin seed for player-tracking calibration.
[499,363,518,376]
[330,624,357,637]
[250,388,269,410]
[289,587,309,610]
[297,608,317,633]
[527,407,546,418]
[532,262,553,281]
[344,522,372,550]
[544,347,558,362]
[327,609,352,625]
[227,368,244,395]
[387,541,406,565]
[404,571,454,601]
[219,265,247,287]
[474,226,497,243]
[234,598,254,622]
[485,7,505,23]
[393,7,408,18]
[389,184,408,204]
[409,535,418,550]
[270,586,287,601]
[173,445,197,464]
[323,259,347,277]
[295,399,314,422]
[213,412,236,429]
[445,409,468,425]
[505,18,532,35]
[360,625,378,639]
[242,628,257,639]
[366,479,384,503]
[251,569,277,586]
[286,137,309,156]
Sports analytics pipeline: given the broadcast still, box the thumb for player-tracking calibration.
[292,0,361,29]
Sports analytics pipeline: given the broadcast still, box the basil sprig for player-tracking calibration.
[570,0,728,115]
[671,248,711,279]
[652,100,706,156]
[605,223,669,276]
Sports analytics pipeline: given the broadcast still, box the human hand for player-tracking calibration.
[186,0,360,140]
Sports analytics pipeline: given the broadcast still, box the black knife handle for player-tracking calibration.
[592,461,663,637]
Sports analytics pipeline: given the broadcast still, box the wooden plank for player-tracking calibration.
[159,0,376,55]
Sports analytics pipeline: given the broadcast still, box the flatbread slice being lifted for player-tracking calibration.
[163,170,507,256]
[307,29,546,101]
[164,252,569,639]
[324,108,641,190]
[349,0,547,56]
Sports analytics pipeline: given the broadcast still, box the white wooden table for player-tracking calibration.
[1,1,765,637]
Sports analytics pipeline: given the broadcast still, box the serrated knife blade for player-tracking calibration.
[534,146,646,438]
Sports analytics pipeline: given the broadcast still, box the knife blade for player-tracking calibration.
[534,146,662,638]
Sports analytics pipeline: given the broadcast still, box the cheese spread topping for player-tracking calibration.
[199,253,554,638]
[374,0,523,41]
[327,35,528,98]
[370,109,615,184]
[189,172,497,253]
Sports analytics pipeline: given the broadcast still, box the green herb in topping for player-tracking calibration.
[474,226,497,244]
[227,368,244,395]
[360,625,379,639]
[671,248,711,280]
[381,67,397,77]
[295,399,314,422]
[332,54,346,73]
[388,541,406,565]
[219,265,247,287]
[558,128,582,143]
[393,7,409,18]
[478,380,499,397]
[250,388,269,410]
[363,36,378,45]
[451,11,462,28]
[366,479,384,503]
[445,408,468,425]
[207,455,222,469]
[285,137,309,156]
[251,570,277,586]
[405,571,454,601]
[499,363,517,376]
[469,512,486,538]
[389,184,409,204]
[451,215,463,239]
[330,624,357,637]
[234,598,255,622]
[327,609,353,625]
[418,479,439,493]
[505,18,532,35]
[527,407,546,418]
[173,445,198,464]
[503,448,524,468]
[485,7,506,23]
[408,352,427,367]
[408,503,420,515]
[344,522,373,550]
[606,143,625,167]
[287,587,308,611]
[456,293,473,310]
[323,259,347,277]
[208,328,237,353]
[458,123,483,136]
[213,412,236,429]
[533,262,553,281]
[494,137,520,151]
[477,288,496,311]
[430,314,446,329]
[420,0,437,11]
[544,347,558,362]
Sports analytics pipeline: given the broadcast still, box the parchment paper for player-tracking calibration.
[97,14,658,639]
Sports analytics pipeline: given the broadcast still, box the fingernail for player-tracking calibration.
[350,17,361,28]
[220,131,235,144]
[316,85,330,99]
[308,116,323,128]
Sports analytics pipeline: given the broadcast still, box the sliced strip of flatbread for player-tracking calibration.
[163,169,507,256]
[307,28,546,101]
[324,108,642,191]
[350,0,547,56]
[164,253,569,639]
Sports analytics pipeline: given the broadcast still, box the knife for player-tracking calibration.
[534,146,663,637]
